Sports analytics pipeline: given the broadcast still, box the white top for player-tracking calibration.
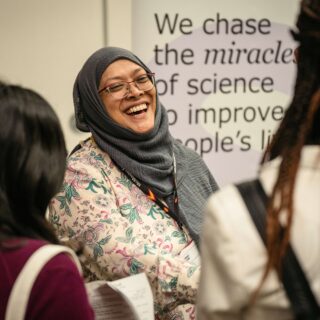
[197,146,320,320]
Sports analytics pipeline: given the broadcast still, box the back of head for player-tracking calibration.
[259,0,320,281]
[264,0,320,161]
[0,82,67,244]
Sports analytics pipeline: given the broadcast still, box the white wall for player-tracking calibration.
[0,0,105,151]
[106,0,132,49]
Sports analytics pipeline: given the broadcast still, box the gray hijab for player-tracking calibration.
[73,47,174,198]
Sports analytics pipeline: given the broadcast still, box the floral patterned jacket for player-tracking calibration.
[49,138,200,319]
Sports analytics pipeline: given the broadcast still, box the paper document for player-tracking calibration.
[179,241,201,265]
[86,272,154,320]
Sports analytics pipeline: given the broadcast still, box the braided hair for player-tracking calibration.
[259,0,320,286]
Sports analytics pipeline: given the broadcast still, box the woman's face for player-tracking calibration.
[99,59,157,134]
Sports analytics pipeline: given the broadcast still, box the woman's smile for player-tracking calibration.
[99,59,157,133]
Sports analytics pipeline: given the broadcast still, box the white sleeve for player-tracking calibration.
[197,185,259,320]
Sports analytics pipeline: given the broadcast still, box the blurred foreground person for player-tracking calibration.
[0,83,94,320]
[198,1,320,319]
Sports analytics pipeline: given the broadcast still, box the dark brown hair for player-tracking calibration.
[258,0,320,289]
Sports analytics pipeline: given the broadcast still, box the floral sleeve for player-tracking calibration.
[49,149,199,316]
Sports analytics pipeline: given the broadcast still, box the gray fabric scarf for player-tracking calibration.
[73,47,174,198]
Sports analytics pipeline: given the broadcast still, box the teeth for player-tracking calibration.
[127,104,147,114]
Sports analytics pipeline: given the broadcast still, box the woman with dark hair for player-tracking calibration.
[0,83,94,319]
[49,47,219,319]
[197,0,320,319]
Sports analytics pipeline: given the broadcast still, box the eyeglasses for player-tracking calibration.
[98,73,155,99]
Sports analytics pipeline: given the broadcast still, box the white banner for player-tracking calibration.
[131,0,299,186]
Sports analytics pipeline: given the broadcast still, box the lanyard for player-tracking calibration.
[114,153,183,229]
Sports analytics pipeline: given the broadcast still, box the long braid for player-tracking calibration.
[260,0,320,285]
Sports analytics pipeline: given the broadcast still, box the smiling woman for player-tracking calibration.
[49,46,219,319]
[99,59,157,133]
